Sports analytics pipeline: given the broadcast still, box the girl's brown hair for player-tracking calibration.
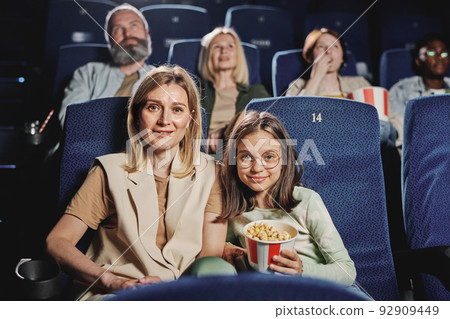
[220,111,303,220]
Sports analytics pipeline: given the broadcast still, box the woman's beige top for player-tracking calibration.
[286,75,371,98]
[65,152,220,297]
[209,87,239,133]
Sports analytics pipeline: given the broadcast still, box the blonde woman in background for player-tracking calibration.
[198,27,270,153]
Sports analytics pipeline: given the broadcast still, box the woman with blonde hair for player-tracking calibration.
[198,26,270,153]
[46,65,237,300]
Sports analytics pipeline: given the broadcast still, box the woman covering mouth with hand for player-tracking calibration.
[286,28,396,146]
[286,28,370,98]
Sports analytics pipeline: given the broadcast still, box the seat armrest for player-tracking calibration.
[394,246,450,290]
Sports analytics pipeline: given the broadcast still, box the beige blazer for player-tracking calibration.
[85,152,217,283]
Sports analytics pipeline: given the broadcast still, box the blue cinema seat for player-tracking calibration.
[225,5,294,94]
[52,43,110,105]
[379,48,415,90]
[167,39,262,85]
[140,4,209,65]
[57,97,129,296]
[106,272,371,301]
[401,94,450,300]
[44,0,116,88]
[271,49,358,97]
[202,0,243,28]
[252,0,312,45]
[380,13,443,51]
[245,96,400,300]
[312,0,372,13]
[58,97,129,214]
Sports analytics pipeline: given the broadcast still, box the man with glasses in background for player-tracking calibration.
[388,32,450,149]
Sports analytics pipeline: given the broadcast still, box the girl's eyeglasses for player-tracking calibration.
[236,151,280,169]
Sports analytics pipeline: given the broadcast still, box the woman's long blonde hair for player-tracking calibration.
[125,65,202,178]
[198,26,249,85]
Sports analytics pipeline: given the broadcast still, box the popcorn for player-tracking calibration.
[245,222,291,241]
[243,220,297,272]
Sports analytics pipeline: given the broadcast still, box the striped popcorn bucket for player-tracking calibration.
[348,86,389,121]
[243,220,298,273]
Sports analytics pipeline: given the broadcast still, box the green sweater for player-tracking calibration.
[228,186,356,286]
[200,81,270,134]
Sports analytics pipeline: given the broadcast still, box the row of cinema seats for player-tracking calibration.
[47,39,413,274]
[55,94,449,300]
[45,1,450,265]
[47,18,448,269]
[44,0,450,98]
[7,0,447,301]
[52,41,450,111]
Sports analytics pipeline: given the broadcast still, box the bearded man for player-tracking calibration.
[58,3,154,125]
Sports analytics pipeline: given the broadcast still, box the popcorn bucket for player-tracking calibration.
[348,86,389,121]
[243,220,298,273]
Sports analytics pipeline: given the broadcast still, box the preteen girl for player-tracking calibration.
[221,111,356,286]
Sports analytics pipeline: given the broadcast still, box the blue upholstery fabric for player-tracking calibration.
[245,97,399,300]
[140,4,209,65]
[167,39,201,75]
[252,0,311,46]
[271,49,303,97]
[168,39,262,85]
[304,11,371,70]
[312,0,371,13]
[380,13,443,51]
[58,97,130,216]
[402,94,450,300]
[225,5,294,94]
[379,48,414,90]
[57,97,129,294]
[105,272,371,301]
[271,49,358,97]
[53,43,110,104]
[202,0,243,28]
[44,0,116,86]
